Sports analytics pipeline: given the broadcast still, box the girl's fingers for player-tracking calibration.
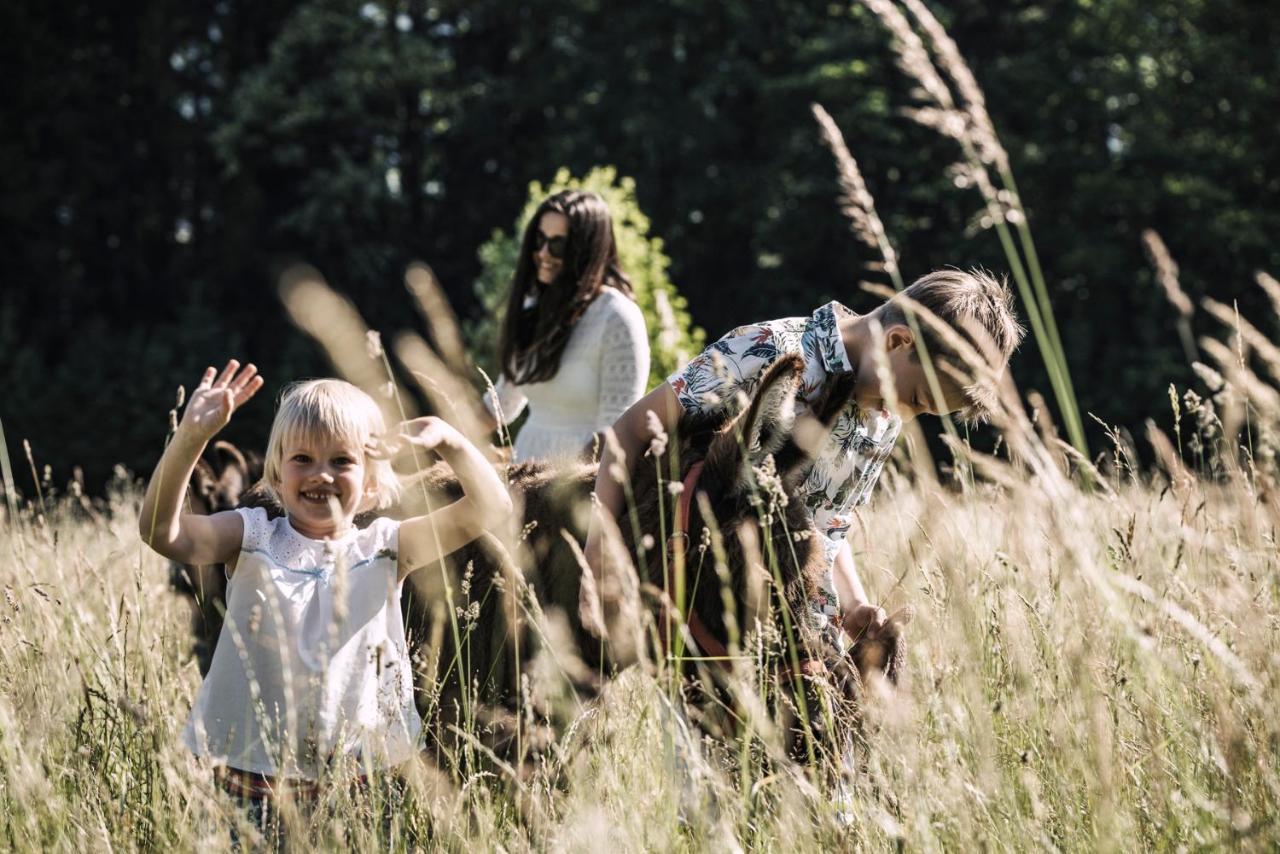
[212,359,241,388]
[233,375,265,406]
[195,366,217,391]
[408,428,444,450]
[230,363,259,394]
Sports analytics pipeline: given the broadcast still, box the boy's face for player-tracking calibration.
[854,325,966,421]
[274,430,375,539]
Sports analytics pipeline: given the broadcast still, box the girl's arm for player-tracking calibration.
[139,360,264,565]
[396,417,513,581]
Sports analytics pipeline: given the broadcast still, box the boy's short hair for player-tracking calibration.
[262,379,401,510]
[880,268,1026,420]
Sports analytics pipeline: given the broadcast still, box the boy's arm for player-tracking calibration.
[139,361,262,565]
[584,382,683,563]
[397,417,514,580]
[832,539,887,637]
[581,321,778,633]
[580,382,682,635]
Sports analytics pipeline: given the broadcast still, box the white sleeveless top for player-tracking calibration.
[182,507,421,778]
[486,286,649,461]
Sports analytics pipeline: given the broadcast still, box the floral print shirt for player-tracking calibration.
[667,301,901,625]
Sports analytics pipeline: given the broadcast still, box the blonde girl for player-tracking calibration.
[140,360,510,818]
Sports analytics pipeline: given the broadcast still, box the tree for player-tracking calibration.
[6,0,1279,489]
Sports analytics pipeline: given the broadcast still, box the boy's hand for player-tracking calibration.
[178,360,263,442]
[842,602,887,641]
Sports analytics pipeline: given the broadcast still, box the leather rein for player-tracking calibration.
[662,460,826,681]
[662,461,731,665]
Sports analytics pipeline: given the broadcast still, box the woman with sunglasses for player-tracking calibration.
[484,190,650,462]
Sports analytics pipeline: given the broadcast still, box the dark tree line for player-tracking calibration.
[2,0,1277,490]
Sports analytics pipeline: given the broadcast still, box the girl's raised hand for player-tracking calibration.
[178,360,264,441]
[391,416,461,456]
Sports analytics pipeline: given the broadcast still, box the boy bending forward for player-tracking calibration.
[585,268,1024,642]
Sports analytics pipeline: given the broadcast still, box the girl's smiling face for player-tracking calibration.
[275,430,374,539]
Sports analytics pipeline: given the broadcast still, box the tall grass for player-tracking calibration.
[3,275,1279,850]
[2,414,1278,849]
[859,0,1088,457]
[4,252,1280,850]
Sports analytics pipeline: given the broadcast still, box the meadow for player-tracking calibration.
[1,398,1278,850]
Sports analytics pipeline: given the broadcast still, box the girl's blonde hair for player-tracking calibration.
[262,379,401,511]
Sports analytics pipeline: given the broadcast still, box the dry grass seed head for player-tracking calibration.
[811,102,899,277]
[279,267,409,431]
[899,0,1008,172]
[1141,230,1193,318]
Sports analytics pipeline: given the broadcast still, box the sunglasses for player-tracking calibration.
[533,231,567,259]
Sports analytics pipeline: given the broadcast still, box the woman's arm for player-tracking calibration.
[396,417,514,580]
[576,294,650,461]
[139,360,263,565]
[595,293,650,428]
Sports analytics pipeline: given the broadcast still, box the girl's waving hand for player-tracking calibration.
[180,360,265,440]
[140,359,265,567]
[396,417,513,581]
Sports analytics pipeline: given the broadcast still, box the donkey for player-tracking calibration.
[402,354,910,774]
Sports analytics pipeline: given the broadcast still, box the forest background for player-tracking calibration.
[3,0,1277,490]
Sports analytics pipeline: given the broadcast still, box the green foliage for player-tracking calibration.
[468,166,705,390]
[4,0,1280,485]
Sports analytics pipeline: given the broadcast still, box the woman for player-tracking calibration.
[485,190,649,461]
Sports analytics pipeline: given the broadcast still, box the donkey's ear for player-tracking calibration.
[209,440,249,477]
[190,458,217,494]
[242,449,266,482]
[737,354,805,460]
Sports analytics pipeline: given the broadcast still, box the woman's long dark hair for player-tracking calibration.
[498,190,634,384]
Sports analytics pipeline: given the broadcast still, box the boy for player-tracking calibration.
[584,268,1024,643]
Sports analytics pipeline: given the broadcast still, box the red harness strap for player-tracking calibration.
[663,461,732,666]
[775,656,829,682]
[218,767,321,801]
[663,460,825,683]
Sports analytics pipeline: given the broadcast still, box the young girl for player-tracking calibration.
[140,360,511,813]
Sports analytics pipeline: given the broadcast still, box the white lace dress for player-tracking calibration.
[182,507,421,778]
[486,286,650,461]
